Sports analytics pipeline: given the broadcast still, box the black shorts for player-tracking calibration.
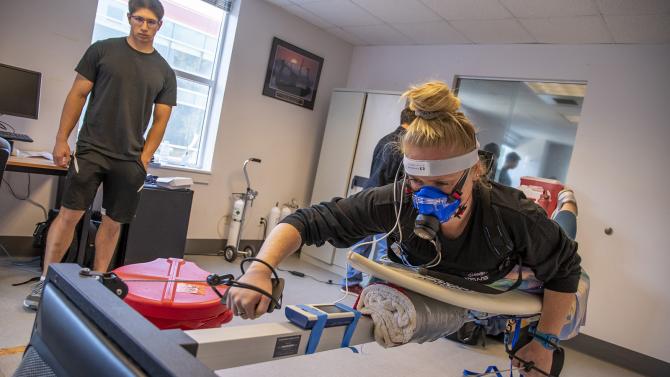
[61,147,146,223]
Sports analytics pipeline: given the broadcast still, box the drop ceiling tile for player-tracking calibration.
[520,16,614,43]
[450,18,535,43]
[301,0,383,27]
[604,14,670,43]
[283,5,335,28]
[325,27,368,45]
[500,0,599,18]
[343,24,413,45]
[421,0,513,20]
[595,0,670,15]
[350,0,441,23]
[394,21,471,44]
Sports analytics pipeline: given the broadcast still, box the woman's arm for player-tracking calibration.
[227,185,399,319]
[227,224,302,319]
[513,290,574,376]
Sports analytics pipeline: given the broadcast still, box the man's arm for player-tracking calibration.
[53,74,94,167]
[141,103,173,168]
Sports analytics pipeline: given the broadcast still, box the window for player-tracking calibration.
[90,0,229,169]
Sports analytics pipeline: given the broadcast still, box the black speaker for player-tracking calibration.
[113,186,193,268]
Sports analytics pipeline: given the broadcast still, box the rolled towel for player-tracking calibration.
[356,283,468,348]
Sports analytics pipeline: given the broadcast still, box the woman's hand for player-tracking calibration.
[513,341,553,377]
[226,269,273,320]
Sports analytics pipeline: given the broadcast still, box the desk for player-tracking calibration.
[6,156,67,207]
[6,156,68,175]
[5,156,89,266]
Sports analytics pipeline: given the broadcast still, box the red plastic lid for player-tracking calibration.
[113,258,230,322]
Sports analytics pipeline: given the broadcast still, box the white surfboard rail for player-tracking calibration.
[348,251,542,315]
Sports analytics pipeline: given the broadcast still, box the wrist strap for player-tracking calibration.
[529,326,561,350]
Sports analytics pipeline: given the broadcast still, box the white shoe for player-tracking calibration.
[551,188,578,219]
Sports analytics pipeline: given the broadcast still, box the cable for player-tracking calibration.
[0,119,17,132]
[0,245,42,276]
[2,174,48,221]
[276,267,334,285]
[117,257,283,310]
[336,164,409,304]
[0,243,11,258]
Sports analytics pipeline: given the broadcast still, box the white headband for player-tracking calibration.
[403,143,480,177]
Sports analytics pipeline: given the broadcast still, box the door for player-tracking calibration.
[301,91,366,265]
[332,93,404,269]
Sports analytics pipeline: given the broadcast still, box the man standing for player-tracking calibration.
[24,0,177,309]
[498,152,521,187]
[341,108,416,294]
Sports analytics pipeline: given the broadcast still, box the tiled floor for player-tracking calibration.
[0,254,645,377]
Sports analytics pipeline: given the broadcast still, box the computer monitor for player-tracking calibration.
[0,62,41,119]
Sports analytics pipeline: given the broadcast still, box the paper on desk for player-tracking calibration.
[19,151,53,160]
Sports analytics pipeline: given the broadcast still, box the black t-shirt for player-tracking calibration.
[282,181,582,293]
[365,126,405,189]
[75,37,177,160]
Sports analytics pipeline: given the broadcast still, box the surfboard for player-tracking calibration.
[347,251,542,315]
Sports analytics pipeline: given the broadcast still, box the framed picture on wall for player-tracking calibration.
[262,37,324,110]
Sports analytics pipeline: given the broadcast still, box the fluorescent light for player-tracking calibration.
[526,82,586,98]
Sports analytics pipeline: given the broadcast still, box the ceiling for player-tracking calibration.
[264,0,670,46]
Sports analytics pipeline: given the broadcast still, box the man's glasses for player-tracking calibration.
[129,15,160,29]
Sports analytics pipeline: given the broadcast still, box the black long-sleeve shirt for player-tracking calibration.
[282,182,582,293]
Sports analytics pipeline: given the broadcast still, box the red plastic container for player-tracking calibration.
[519,176,564,217]
[113,258,233,330]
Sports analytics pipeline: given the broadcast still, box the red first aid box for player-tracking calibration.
[113,258,233,330]
[519,176,564,216]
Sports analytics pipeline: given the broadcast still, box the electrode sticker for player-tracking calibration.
[176,283,206,295]
[273,335,301,358]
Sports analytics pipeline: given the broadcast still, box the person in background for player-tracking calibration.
[482,142,500,181]
[341,108,416,295]
[24,0,177,310]
[498,151,520,186]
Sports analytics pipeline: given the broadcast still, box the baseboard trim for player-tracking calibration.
[0,236,40,257]
[563,333,669,376]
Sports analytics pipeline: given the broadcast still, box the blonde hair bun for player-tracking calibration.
[403,81,460,115]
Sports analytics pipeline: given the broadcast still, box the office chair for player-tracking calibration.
[0,137,10,187]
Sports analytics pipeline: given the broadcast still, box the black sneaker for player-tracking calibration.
[23,280,44,310]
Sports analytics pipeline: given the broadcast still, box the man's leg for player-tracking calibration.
[41,207,86,276]
[25,208,85,309]
[24,149,104,310]
[93,215,122,272]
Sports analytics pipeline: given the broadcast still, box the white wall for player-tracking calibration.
[346,43,670,362]
[0,0,97,236]
[0,0,353,242]
[175,0,353,241]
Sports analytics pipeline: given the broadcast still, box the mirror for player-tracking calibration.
[454,77,586,187]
